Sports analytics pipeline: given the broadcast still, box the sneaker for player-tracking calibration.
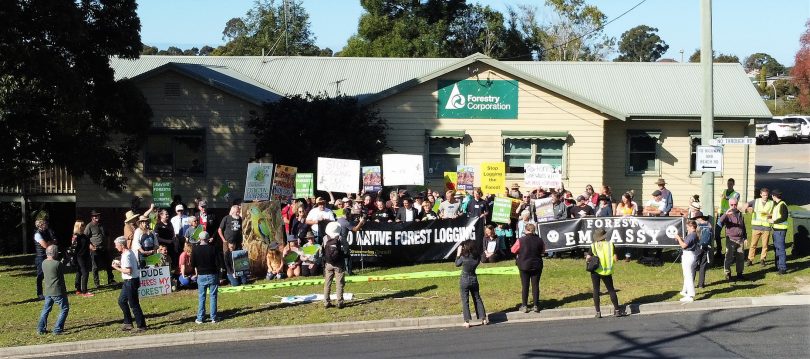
[679,296,694,303]
[614,309,626,317]
[481,318,489,325]
[679,290,687,297]
[736,274,745,281]
[595,312,602,319]
[463,321,470,328]
[195,319,203,324]
[532,306,541,313]
[37,330,48,335]
[337,301,344,309]
[210,318,218,324]
[121,324,133,331]
[135,327,147,333]
[324,302,334,309]
[519,305,528,313]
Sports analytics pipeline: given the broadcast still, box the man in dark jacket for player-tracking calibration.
[395,198,420,223]
[719,198,747,281]
[510,223,545,313]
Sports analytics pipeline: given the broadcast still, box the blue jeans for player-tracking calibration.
[196,274,219,322]
[773,230,788,271]
[227,272,248,286]
[118,279,146,327]
[38,294,69,334]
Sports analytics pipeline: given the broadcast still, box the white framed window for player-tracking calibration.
[144,129,206,176]
[503,138,566,174]
[626,130,660,175]
[426,130,465,177]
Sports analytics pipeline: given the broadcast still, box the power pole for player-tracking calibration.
[701,0,715,222]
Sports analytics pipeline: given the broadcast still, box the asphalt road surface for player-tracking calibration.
[755,142,810,207]
[65,305,810,359]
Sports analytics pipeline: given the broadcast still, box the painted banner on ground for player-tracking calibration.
[348,216,480,264]
[443,172,457,191]
[295,173,314,198]
[480,162,505,195]
[524,164,562,189]
[491,197,513,224]
[362,166,382,193]
[243,163,274,201]
[382,154,424,186]
[317,157,361,193]
[538,216,685,251]
[152,181,172,208]
[456,166,475,191]
[271,164,297,201]
[138,266,171,298]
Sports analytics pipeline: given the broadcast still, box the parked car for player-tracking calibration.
[780,116,810,140]
[768,116,802,143]
[756,121,778,145]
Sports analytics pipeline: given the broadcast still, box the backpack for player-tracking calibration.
[697,224,713,248]
[140,232,156,252]
[323,235,344,266]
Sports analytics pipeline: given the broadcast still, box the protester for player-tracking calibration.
[455,240,487,328]
[132,216,157,267]
[372,198,394,222]
[419,200,439,221]
[395,197,419,222]
[616,192,637,217]
[595,195,613,217]
[300,231,322,277]
[509,183,522,199]
[517,211,535,236]
[284,239,302,279]
[675,221,699,302]
[583,185,598,209]
[687,195,702,220]
[413,194,424,216]
[305,197,335,238]
[71,220,93,297]
[511,223,544,313]
[716,178,741,255]
[178,242,197,288]
[111,236,146,332]
[481,225,501,263]
[719,198,747,282]
[495,222,515,251]
[770,189,790,275]
[218,205,243,250]
[691,211,713,289]
[191,232,223,324]
[155,244,172,268]
[154,209,177,269]
[601,185,614,211]
[224,242,249,286]
[281,200,298,236]
[184,216,206,245]
[551,192,567,220]
[336,209,364,276]
[466,188,489,220]
[195,200,216,237]
[37,245,69,335]
[439,190,462,219]
[322,222,346,309]
[33,219,56,300]
[644,190,666,216]
[586,229,625,318]
[171,204,189,239]
[290,204,308,240]
[569,195,594,218]
[386,190,401,212]
[265,241,286,280]
[745,188,774,267]
[86,211,115,288]
[122,210,138,256]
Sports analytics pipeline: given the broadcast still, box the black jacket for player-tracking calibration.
[395,207,419,222]
[516,234,544,272]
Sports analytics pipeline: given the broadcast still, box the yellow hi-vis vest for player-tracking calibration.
[720,190,740,213]
[590,241,615,276]
[751,199,774,227]
[772,201,789,230]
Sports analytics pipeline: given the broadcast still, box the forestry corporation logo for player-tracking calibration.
[444,83,465,110]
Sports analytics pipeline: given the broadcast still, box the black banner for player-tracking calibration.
[347,217,480,264]
[538,216,685,251]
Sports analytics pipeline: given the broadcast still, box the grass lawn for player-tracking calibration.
[2,212,809,348]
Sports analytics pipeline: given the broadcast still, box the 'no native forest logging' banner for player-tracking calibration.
[538,216,685,251]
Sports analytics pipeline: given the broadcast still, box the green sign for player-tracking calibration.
[491,197,513,224]
[152,181,172,208]
[295,173,314,198]
[437,80,518,119]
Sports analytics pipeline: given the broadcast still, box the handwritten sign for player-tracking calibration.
[152,181,172,208]
[362,166,382,193]
[456,166,475,191]
[271,164,297,201]
[382,154,424,186]
[138,266,171,298]
[295,173,314,198]
[524,164,562,189]
[480,162,505,195]
[491,197,513,224]
[317,157,361,193]
[243,163,274,201]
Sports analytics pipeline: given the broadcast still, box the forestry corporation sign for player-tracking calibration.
[437,80,518,119]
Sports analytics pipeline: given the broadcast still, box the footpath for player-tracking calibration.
[2,289,808,359]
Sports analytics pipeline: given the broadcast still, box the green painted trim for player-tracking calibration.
[501,131,568,140]
[426,130,466,139]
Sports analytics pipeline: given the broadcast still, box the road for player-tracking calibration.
[756,142,810,207]
[65,305,810,359]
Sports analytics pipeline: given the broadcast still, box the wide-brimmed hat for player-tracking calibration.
[90,210,101,217]
[304,230,315,239]
[124,210,139,224]
[655,178,666,186]
[137,215,149,223]
[689,211,708,220]
[593,228,607,241]
[511,183,520,189]
[325,221,342,238]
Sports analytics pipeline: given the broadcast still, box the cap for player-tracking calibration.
[576,195,587,202]
[652,190,662,196]
[689,211,708,220]
[90,210,101,217]
[175,204,184,212]
[114,236,127,245]
[771,189,783,197]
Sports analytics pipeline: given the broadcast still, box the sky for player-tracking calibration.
[138,0,810,66]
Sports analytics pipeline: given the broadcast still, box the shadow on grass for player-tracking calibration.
[69,310,177,332]
[700,284,760,300]
[0,254,34,267]
[345,285,439,308]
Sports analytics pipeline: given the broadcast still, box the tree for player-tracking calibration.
[615,25,668,62]
[182,47,200,56]
[745,52,785,76]
[792,20,810,110]
[199,45,215,56]
[0,0,152,191]
[250,94,388,173]
[447,4,506,57]
[141,44,159,55]
[688,49,740,63]
[213,0,323,56]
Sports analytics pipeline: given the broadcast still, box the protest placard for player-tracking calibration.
[382,154,424,186]
[317,157,361,193]
[480,162,505,195]
[243,163,274,201]
[295,173,314,198]
[524,164,562,189]
[232,250,249,272]
[362,166,382,193]
[443,172,457,192]
[456,166,475,191]
[491,197,513,224]
[271,164,297,201]
[138,266,171,298]
[152,181,172,208]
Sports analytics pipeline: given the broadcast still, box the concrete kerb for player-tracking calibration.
[2,293,809,359]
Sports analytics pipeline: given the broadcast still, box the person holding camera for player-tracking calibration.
[455,240,487,328]
[586,228,625,318]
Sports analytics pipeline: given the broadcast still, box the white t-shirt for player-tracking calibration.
[132,228,143,253]
[120,249,139,280]
[646,198,665,213]
[439,201,460,219]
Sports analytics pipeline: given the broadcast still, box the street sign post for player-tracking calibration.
[696,145,723,172]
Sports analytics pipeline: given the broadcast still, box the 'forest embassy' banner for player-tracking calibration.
[347,217,479,264]
[538,216,685,251]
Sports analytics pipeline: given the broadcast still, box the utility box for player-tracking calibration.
[790,210,810,257]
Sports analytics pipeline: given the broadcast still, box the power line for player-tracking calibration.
[498,0,648,61]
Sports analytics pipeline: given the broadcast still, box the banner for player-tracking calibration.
[537,216,685,251]
[524,164,562,189]
[348,216,479,264]
[382,154,424,186]
[243,163,274,201]
[271,165,297,201]
[456,166,475,191]
[317,157,361,193]
[438,80,519,119]
[138,266,171,298]
[295,173,314,198]
[443,172,457,191]
[152,181,172,208]
[362,166,382,193]
[480,162,505,195]
[491,197,512,224]
[533,197,555,222]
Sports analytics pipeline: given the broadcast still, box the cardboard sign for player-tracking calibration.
[382,154,424,186]
[295,173,314,198]
[524,164,562,189]
[271,164,297,201]
[443,172,458,192]
[362,166,382,193]
[243,163,274,201]
[232,250,249,272]
[138,266,171,298]
[152,181,172,208]
[480,162,505,195]
[456,166,475,191]
[317,157,361,193]
[491,197,513,224]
